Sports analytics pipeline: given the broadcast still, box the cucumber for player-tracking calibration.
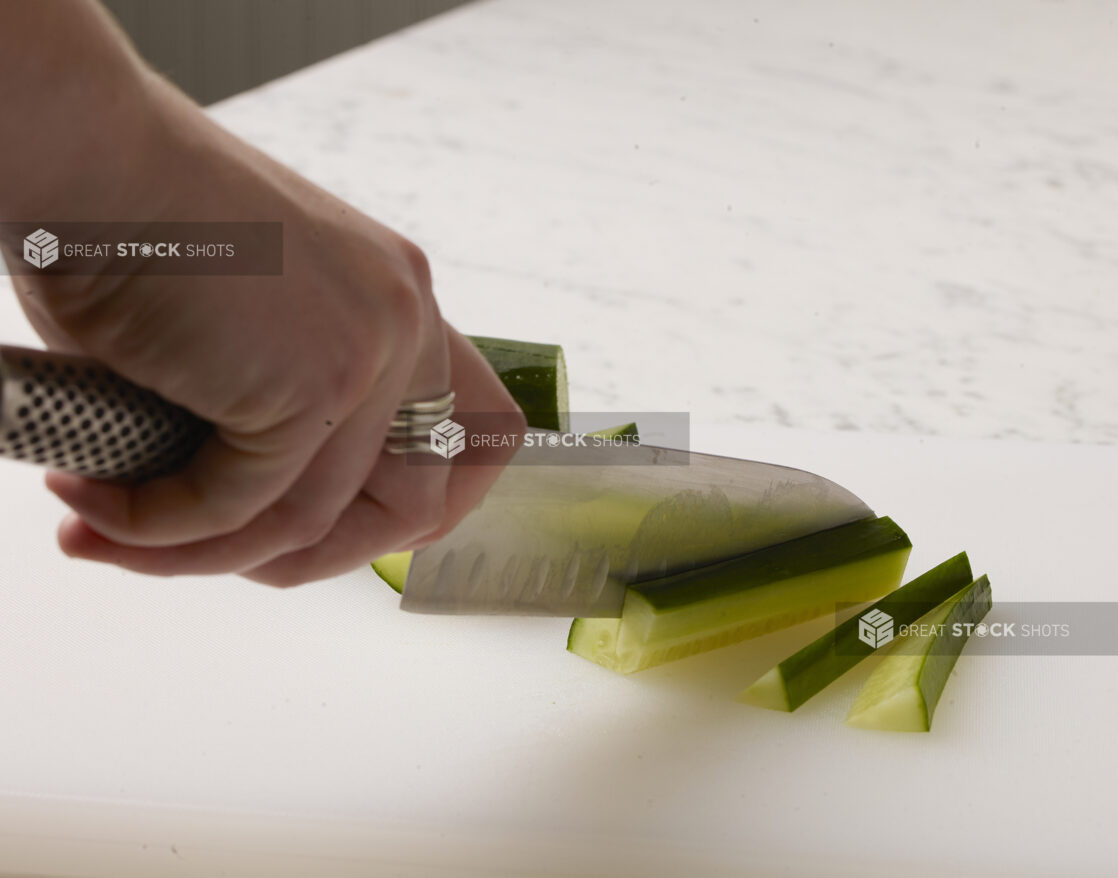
[585,421,637,440]
[741,552,973,711]
[372,335,572,592]
[371,552,412,595]
[845,575,992,732]
[466,336,569,432]
[567,516,912,674]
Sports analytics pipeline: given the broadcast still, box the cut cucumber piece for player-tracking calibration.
[466,336,569,432]
[371,552,412,595]
[586,422,638,440]
[740,552,973,711]
[846,574,992,732]
[568,516,912,674]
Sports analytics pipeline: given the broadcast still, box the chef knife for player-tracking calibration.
[0,345,874,617]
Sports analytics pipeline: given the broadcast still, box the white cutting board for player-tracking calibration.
[0,425,1114,878]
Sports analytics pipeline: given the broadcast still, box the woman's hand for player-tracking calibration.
[2,34,524,585]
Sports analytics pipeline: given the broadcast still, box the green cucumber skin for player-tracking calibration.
[631,517,910,612]
[466,336,569,432]
[845,575,992,731]
[917,575,993,724]
[570,517,911,674]
[772,552,973,711]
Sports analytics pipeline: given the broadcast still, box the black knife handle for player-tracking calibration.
[0,345,211,483]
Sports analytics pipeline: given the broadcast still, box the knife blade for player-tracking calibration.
[401,437,873,617]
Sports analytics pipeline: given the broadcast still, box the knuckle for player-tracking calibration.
[410,519,451,549]
[206,504,260,537]
[315,343,375,415]
[396,236,432,292]
[310,327,388,417]
[62,289,168,366]
[254,568,310,589]
[398,500,445,542]
[317,278,425,416]
[382,274,425,344]
[283,510,336,551]
[244,550,322,588]
[180,469,261,536]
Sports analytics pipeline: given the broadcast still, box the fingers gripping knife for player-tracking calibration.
[0,345,456,483]
[0,345,873,618]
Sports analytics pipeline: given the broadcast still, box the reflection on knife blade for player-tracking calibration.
[401,437,873,617]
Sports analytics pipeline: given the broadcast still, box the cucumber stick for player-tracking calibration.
[466,336,569,432]
[846,575,992,732]
[372,335,573,593]
[741,552,973,711]
[567,516,912,675]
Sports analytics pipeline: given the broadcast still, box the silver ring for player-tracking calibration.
[384,391,455,455]
[394,391,455,415]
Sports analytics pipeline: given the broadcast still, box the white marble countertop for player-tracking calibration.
[4,0,1115,444]
[194,0,1117,445]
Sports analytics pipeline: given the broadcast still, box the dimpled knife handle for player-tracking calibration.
[0,346,212,483]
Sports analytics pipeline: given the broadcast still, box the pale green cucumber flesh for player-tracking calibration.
[740,552,973,711]
[846,574,992,732]
[587,422,638,440]
[566,618,624,672]
[568,516,912,674]
[371,552,412,594]
[744,667,791,711]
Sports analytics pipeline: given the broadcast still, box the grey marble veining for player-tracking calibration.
[6,0,1117,444]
